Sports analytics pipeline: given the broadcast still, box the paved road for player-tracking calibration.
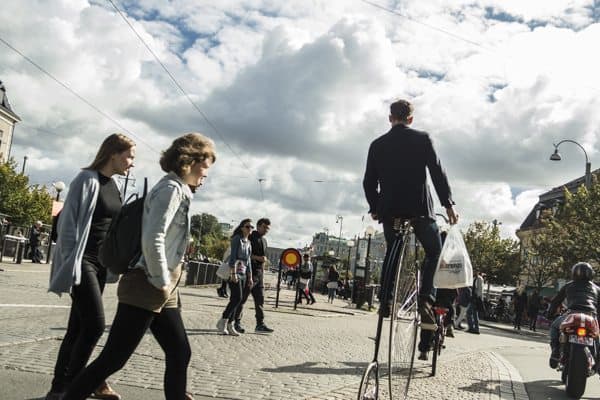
[1,260,531,399]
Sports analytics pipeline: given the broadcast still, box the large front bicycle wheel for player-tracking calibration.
[357,362,379,400]
[388,238,419,400]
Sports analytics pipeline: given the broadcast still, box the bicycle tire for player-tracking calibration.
[358,361,379,400]
[431,328,440,377]
[388,236,419,400]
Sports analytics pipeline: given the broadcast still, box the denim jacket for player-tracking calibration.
[136,172,192,289]
[228,234,252,275]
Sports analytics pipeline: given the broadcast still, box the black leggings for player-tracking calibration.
[223,277,245,322]
[63,303,191,400]
[51,257,106,392]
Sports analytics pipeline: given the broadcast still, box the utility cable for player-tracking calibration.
[0,36,160,154]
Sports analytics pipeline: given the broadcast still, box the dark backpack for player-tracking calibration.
[99,179,147,275]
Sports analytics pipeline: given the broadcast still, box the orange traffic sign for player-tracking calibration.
[280,248,302,269]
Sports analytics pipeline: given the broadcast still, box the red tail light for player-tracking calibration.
[577,327,587,337]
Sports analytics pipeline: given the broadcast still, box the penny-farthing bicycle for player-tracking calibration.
[358,219,420,400]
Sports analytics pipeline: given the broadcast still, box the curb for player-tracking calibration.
[489,352,529,400]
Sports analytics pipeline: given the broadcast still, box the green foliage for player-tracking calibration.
[544,176,600,276]
[189,212,228,260]
[463,221,520,285]
[0,159,52,225]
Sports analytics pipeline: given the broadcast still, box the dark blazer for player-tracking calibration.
[363,124,454,220]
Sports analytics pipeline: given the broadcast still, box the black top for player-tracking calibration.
[363,124,454,221]
[249,230,267,275]
[84,172,122,257]
[549,280,600,316]
[328,270,340,282]
[29,225,41,247]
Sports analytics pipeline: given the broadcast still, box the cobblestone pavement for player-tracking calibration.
[0,261,527,399]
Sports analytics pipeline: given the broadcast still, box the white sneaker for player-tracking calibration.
[227,322,240,336]
[216,318,229,335]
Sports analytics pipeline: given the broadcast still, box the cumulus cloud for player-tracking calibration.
[1,0,598,247]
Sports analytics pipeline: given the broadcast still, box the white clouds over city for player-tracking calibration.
[1,0,599,248]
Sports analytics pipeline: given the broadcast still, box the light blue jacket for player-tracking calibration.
[49,169,120,294]
[228,234,252,275]
[136,172,192,289]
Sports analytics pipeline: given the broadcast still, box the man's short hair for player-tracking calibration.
[257,218,271,226]
[390,99,414,121]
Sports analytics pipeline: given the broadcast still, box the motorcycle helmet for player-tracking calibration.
[571,262,594,281]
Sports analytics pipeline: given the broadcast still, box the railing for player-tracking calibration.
[185,261,221,286]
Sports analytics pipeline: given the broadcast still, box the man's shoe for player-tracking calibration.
[418,302,437,330]
[227,322,240,336]
[255,324,274,333]
[467,329,480,334]
[92,381,121,400]
[417,351,428,361]
[45,391,64,400]
[216,288,222,296]
[234,322,245,334]
[216,318,229,335]
[446,325,455,338]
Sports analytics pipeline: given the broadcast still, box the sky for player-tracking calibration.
[1,0,599,249]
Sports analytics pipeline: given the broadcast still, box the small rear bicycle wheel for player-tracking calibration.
[388,236,419,400]
[357,362,379,400]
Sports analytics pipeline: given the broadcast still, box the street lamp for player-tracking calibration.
[335,215,343,256]
[550,139,592,188]
[345,240,354,283]
[364,226,375,285]
[52,181,65,201]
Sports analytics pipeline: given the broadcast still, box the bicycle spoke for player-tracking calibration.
[388,236,419,400]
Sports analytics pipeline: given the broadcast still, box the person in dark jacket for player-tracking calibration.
[513,287,528,331]
[547,262,600,368]
[327,265,340,303]
[527,289,541,331]
[29,220,43,263]
[363,99,458,328]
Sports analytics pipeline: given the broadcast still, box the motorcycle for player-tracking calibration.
[557,312,599,399]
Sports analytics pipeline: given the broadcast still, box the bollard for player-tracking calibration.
[15,241,25,264]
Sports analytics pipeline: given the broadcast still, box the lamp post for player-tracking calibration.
[550,139,592,188]
[47,181,65,264]
[335,215,343,256]
[53,181,65,202]
[21,156,28,175]
[345,240,354,283]
[364,226,375,310]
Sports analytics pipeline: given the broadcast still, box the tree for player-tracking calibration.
[463,221,520,286]
[522,226,564,291]
[189,213,228,260]
[0,159,52,226]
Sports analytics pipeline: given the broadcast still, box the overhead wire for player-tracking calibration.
[105,0,259,181]
[0,36,160,154]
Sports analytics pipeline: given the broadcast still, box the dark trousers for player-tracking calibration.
[222,276,246,322]
[51,257,106,392]
[382,217,442,304]
[238,272,265,325]
[297,285,315,303]
[63,303,191,400]
[514,308,524,329]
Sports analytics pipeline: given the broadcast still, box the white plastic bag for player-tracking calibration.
[433,225,473,289]
[216,247,232,280]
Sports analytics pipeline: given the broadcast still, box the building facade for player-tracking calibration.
[0,81,21,162]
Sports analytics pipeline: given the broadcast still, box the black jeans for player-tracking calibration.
[223,276,246,322]
[238,271,265,325]
[63,303,191,400]
[51,256,106,392]
[382,217,442,304]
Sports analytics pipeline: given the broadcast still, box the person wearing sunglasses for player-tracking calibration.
[216,219,254,336]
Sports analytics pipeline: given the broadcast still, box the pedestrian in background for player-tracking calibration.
[513,286,527,331]
[29,220,43,263]
[216,218,254,336]
[297,254,316,305]
[528,289,541,331]
[46,133,136,400]
[237,217,274,333]
[467,271,484,334]
[327,265,340,303]
[454,286,471,329]
[63,132,215,400]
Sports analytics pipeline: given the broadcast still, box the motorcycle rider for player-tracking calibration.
[548,262,600,368]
